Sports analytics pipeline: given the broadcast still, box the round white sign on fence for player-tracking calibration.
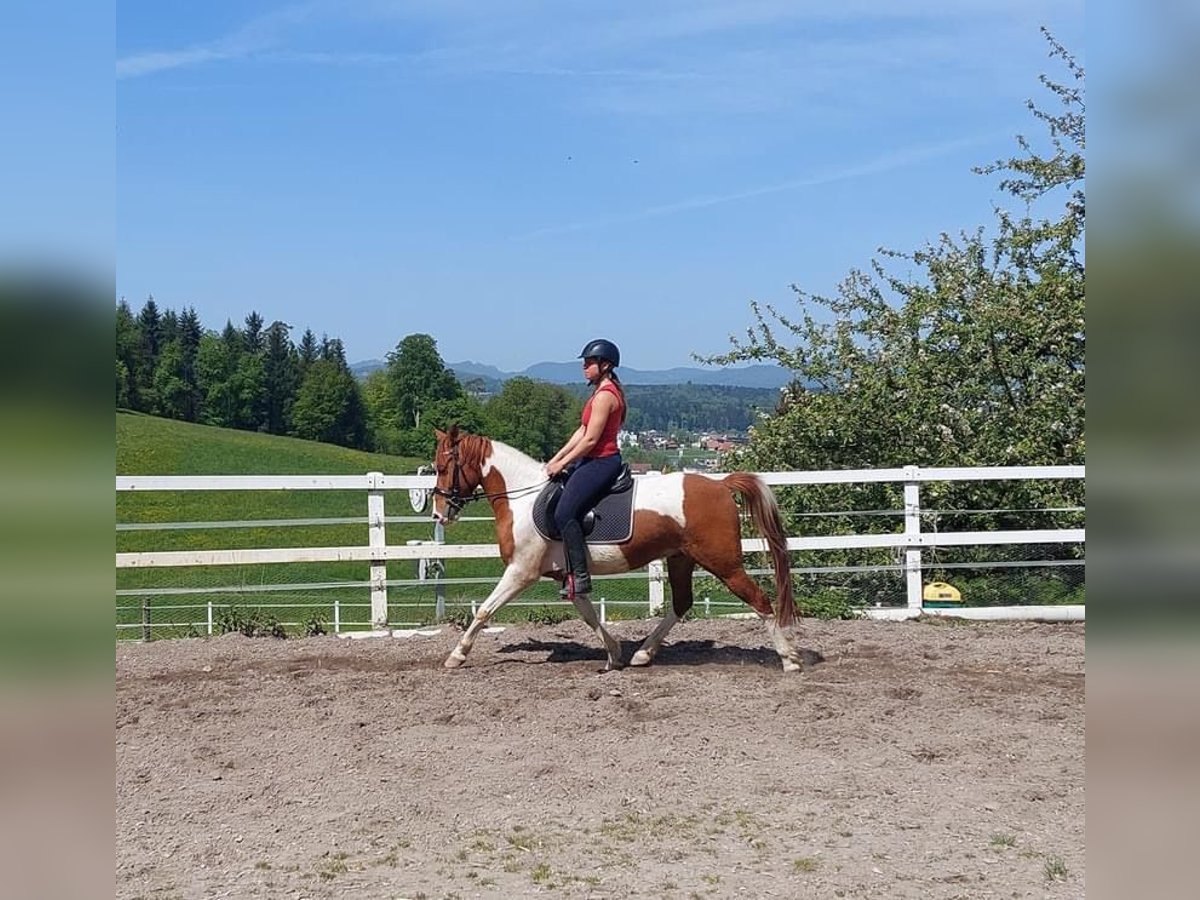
[410,464,432,513]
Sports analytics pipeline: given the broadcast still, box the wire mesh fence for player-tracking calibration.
[116,553,1085,641]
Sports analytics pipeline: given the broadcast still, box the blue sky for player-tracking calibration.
[117,1,1083,371]
[2,3,113,276]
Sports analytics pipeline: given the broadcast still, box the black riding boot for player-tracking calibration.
[559,518,592,598]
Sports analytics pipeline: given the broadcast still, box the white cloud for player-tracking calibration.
[117,47,231,79]
[117,0,1081,82]
[117,1,327,79]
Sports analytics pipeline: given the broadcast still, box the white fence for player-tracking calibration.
[116,465,1084,637]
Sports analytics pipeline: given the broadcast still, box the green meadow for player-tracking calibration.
[116,413,676,639]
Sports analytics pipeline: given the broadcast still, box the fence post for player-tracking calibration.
[648,559,665,614]
[410,535,446,622]
[903,468,923,612]
[367,472,388,629]
[142,596,151,642]
[207,600,213,636]
[433,519,446,620]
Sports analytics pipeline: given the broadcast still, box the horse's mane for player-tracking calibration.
[457,432,494,473]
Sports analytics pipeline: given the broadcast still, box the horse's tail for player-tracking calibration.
[722,472,797,629]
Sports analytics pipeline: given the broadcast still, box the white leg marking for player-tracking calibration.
[766,619,804,673]
[570,593,623,671]
[631,608,679,667]
[444,564,538,668]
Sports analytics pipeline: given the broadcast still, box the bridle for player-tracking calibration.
[431,438,552,517]
[430,440,480,517]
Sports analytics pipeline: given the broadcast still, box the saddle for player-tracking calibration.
[532,464,636,544]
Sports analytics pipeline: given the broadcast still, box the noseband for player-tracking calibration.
[431,441,480,516]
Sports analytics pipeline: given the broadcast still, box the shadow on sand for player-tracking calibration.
[497,637,824,669]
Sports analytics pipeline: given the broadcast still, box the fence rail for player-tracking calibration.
[116,465,1084,636]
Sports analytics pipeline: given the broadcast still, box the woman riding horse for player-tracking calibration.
[543,338,626,599]
[431,424,804,672]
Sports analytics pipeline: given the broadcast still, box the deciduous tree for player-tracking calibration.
[703,31,1084,542]
[384,334,463,431]
[485,376,581,459]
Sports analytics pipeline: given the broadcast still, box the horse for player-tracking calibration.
[430,426,804,673]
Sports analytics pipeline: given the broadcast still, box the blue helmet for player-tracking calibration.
[578,338,620,367]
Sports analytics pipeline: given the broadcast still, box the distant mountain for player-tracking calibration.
[523,362,793,388]
[448,360,509,382]
[349,358,385,378]
[351,358,795,389]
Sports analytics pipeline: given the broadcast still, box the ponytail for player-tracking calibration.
[605,370,626,427]
[588,360,626,427]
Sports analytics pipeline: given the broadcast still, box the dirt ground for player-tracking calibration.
[116,617,1085,899]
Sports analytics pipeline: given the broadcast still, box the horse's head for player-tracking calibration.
[431,425,485,524]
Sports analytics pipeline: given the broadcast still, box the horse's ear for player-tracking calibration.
[434,428,446,442]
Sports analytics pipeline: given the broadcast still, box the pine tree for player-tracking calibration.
[177,306,204,421]
[243,311,265,353]
[297,328,319,378]
[135,295,163,412]
[262,320,298,434]
[115,298,141,409]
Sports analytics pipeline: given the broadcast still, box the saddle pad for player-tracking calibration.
[532,480,637,544]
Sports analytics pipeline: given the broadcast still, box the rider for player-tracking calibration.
[544,338,626,598]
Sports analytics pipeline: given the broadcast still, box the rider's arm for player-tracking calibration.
[553,392,616,468]
[548,425,586,466]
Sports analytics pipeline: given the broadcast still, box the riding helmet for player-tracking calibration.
[578,338,620,367]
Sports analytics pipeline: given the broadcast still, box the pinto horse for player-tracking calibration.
[431,426,804,672]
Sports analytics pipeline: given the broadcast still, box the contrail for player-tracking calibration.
[509,133,999,241]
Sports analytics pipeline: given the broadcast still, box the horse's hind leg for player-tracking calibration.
[445,564,538,668]
[568,594,623,672]
[632,554,695,667]
[718,568,804,673]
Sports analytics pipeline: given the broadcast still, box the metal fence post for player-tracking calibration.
[142,596,151,642]
[903,468,923,611]
[367,472,388,629]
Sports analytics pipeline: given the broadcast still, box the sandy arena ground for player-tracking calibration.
[116,616,1084,899]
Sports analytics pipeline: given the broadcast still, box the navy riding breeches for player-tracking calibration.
[553,454,623,533]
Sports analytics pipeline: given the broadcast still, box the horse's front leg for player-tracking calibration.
[444,563,539,668]
[568,593,624,672]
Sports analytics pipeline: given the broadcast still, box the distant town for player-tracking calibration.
[619,429,749,474]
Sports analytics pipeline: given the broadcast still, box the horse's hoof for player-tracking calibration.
[781,659,803,674]
[444,653,466,669]
[630,650,653,667]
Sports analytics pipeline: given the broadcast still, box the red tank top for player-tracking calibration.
[581,381,624,458]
